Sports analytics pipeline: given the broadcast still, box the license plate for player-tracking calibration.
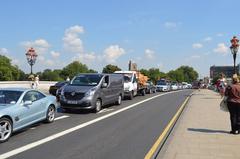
[67,100,78,104]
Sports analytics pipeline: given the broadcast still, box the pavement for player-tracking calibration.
[158,89,240,159]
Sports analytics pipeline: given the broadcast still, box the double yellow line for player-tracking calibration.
[144,94,192,159]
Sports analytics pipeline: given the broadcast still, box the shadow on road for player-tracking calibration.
[188,128,229,134]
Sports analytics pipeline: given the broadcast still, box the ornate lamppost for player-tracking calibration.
[25,47,38,74]
[230,36,239,74]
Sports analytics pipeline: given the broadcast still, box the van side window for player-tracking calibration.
[104,76,110,85]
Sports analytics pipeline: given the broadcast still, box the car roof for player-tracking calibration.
[0,87,32,92]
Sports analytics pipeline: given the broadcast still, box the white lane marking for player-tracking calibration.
[0,90,183,159]
[29,116,69,130]
[54,115,69,121]
[97,108,114,114]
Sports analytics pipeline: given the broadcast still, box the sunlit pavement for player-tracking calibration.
[158,89,240,159]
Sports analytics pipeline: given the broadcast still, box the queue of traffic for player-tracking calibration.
[0,71,192,143]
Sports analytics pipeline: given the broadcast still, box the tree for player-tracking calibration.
[140,68,166,84]
[40,69,63,81]
[102,64,121,73]
[0,55,24,81]
[167,70,184,82]
[176,66,198,82]
[167,66,198,83]
[60,61,96,79]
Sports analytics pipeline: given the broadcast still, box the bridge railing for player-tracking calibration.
[0,81,57,94]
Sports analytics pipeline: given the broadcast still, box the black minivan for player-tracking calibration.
[59,73,124,112]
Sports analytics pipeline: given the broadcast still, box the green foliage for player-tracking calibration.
[0,55,24,81]
[140,68,166,84]
[39,69,63,81]
[102,64,121,73]
[60,61,97,80]
[140,66,198,84]
[167,66,198,82]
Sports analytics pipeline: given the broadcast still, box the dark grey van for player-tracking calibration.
[59,73,124,112]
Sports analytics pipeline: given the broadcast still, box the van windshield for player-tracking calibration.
[71,75,103,86]
[123,74,133,82]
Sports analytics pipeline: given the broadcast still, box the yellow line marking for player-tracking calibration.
[144,94,191,159]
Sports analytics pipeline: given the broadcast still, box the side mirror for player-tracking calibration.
[24,100,32,106]
[102,83,108,88]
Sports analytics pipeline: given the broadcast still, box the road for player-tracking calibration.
[0,89,193,159]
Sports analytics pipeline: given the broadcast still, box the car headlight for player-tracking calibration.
[85,88,96,96]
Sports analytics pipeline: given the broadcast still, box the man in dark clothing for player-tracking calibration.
[225,74,240,134]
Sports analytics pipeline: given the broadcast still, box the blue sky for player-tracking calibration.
[0,0,239,77]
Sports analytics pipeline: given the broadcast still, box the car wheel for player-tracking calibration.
[116,95,122,105]
[0,118,12,143]
[45,105,55,123]
[94,99,102,113]
[149,89,152,94]
[129,91,134,100]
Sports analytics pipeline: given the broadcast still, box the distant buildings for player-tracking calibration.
[210,64,240,79]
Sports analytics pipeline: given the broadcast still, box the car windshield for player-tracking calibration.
[70,75,103,86]
[123,74,133,82]
[157,81,167,85]
[0,90,23,105]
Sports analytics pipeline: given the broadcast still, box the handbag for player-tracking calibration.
[220,96,228,112]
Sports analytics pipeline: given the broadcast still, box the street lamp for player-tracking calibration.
[230,36,239,74]
[25,47,38,74]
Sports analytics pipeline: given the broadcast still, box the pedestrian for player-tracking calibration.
[219,73,227,98]
[197,81,201,91]
[66,76,70,82]
[34,75,39,89]
[225,74,240,134]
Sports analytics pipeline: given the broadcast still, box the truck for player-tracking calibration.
[114,70,148,99]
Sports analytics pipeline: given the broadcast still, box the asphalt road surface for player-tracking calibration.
[0,89,193,159]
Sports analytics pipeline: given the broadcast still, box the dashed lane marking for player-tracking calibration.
[54,115,70,121]
[97,108,115,114]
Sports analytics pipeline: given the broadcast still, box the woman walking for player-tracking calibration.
[225,74,240,134]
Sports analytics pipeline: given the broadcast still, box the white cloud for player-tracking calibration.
[164,22,177,29]
[203,37,212,42]
[164,21,181,29]
[185,54,201,62]
[190,55,201,59]
[50,51,60,58]
[38,55,45,61]
[217,33,224,37]
[74,52,97,64]
[103,45,126,63]
[144,49,155,60]
[21,39,50,54]
[46,60,54,66]
[213,43,228,55]
[0,48,8,55]
[11,58,20,65]
[192,43,203,49]
[63,25,84,53]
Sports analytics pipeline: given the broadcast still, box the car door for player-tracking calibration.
[17,91,45,127]
[101,75,113,105]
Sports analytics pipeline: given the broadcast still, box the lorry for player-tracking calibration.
[114,70,149,99]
